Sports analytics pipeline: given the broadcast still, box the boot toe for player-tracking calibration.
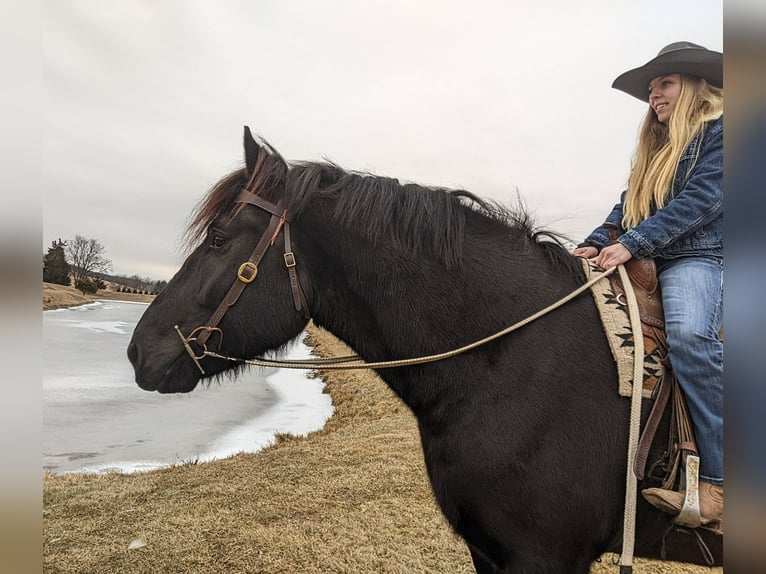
[642,488,685,515]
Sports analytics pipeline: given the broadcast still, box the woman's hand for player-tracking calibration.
[595,242,633,269]
[573,246,599,259]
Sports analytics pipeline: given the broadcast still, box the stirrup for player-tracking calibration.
[675,454,701,528]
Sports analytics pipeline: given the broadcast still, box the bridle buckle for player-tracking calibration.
[237,261,258,283]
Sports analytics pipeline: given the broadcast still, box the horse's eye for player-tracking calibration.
[210,233,227,249]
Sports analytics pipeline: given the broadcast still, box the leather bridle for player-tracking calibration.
[177,189,310,375]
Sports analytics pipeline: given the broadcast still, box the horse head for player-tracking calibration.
[128,128,310,393]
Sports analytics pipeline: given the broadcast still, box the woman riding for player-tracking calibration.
[573,41,723,530]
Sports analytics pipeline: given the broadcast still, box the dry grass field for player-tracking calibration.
[42,286,722,573]
[43,282,155,311]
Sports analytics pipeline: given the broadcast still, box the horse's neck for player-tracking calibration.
[307,225,570,364]
[303,217,596,423]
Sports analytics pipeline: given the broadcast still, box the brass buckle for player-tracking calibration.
[284,252,296,268]
[237,261,258,283]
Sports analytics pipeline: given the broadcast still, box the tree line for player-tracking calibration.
[43,235,167,295]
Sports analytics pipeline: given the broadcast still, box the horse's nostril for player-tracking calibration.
[127,341,139,366]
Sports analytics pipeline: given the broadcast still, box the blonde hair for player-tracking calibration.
[622,76,723,229]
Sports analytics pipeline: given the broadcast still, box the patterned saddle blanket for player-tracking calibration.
[581,259,668,398]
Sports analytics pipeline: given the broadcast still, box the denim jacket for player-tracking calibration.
[582,115,723,259]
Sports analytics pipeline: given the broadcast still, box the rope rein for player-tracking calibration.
[178,265,617,371]
[617,263,646,574]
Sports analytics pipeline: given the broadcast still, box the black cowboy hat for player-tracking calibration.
[612,41,723,102]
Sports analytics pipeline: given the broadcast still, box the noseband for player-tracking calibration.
[177,190,310,374]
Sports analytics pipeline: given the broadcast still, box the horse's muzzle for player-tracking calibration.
[127,339,200,393]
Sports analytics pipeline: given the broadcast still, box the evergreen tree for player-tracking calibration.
[43,239,71,285]
[152,279,168,294]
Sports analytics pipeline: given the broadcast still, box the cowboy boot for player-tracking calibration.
[642,482,723,527]
[642,487,684,515]
[699,482,724,528]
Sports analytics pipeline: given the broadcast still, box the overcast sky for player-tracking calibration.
[43,0,722,281]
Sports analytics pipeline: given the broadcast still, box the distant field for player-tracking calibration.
[43,282,155,310]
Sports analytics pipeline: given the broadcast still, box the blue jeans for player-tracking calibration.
[658,256,724,484]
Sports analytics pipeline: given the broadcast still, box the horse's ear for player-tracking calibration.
[243,126,260,175]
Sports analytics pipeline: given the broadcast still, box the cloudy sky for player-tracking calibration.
[43,0,722,281]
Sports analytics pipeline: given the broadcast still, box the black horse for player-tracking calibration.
[128,128,721,572]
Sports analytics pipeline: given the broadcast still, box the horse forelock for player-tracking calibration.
[184,145,287,250]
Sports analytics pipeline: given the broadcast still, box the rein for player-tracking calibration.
[176,262,617,373]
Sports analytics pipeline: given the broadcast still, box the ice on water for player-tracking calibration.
[44,300,333,474]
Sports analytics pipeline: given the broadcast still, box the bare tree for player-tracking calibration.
[66,235,112,293]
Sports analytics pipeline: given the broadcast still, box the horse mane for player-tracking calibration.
[185,142,583,278]
[286,162,472,266]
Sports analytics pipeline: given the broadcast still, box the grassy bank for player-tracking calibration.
[43,282,155,311]
[42,304,720,572]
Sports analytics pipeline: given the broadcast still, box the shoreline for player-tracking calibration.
[43,281,156,311]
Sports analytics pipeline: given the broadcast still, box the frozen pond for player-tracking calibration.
[43,300,333,474]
